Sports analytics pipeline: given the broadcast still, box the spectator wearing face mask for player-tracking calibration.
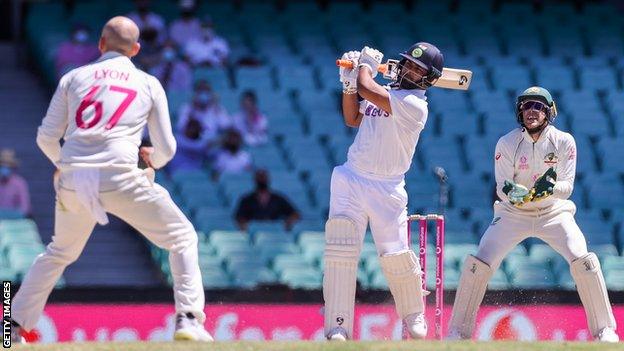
[169,0,202,47]
[234,169,300,231]
[184,17,230,67]
[169,118,216,174]
[176,80,231,136]
[149,41,192,92]
[55,24,100,78]
[0,149,31,217]
[213,129,251,177]
[134,26,162,71]
[127,0,166,43]
[231,90,268,146]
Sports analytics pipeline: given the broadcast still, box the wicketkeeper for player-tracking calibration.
[323,43,444,340]
[448,86,619,342]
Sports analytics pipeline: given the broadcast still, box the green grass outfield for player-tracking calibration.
[12,341,624,351]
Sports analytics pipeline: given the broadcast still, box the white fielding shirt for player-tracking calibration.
[37,51,176,170]
[346,89,428,178]
[495,125,577,210]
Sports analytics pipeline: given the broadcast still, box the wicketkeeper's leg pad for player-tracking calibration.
[449,254,493,339]
[323,216,361,339]
[570,252,617,337]
[379,250,424,319]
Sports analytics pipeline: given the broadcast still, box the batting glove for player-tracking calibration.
[339,50,360,94]
[358,46,383,78]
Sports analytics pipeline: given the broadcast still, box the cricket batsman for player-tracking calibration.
[448,86,619,342]
[323,43,443,340]
[9,17,213,342]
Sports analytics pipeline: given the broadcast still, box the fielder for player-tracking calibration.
[10,17,212,342]
[448,87,619,342]
[323,43,444,340]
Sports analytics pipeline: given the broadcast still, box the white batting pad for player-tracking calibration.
[570,252,616,337]
[449,255,493,339]
[323,217,361,339]
[379,250,424,319]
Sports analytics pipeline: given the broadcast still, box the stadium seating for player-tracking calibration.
[23,0,624,292]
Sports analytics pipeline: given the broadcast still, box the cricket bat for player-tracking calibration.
[335,59,472,90]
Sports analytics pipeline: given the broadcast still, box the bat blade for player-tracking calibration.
[435,68,472,90]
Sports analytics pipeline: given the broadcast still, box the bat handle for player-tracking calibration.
[336,59,388,74]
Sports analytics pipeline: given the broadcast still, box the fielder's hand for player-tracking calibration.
[358,46,383,78]
[339,50,360,94]
[139,146,155,168]
[531,167,557,202]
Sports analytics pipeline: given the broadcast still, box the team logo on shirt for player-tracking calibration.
[495,152,501,160]
[518,156,529,170]
[543,152,558,166]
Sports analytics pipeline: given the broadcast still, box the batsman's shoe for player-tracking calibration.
[596,327,619,342]
[404,312,427,339]
[174,312,214,342]
[10,320,26,344]
[326,326,348,341]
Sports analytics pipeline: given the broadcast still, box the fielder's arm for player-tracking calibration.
[37,74,70,168]
[145,76,176,169]
[552,135,576,199]
[494,139,516,202]
[357,69,392,114]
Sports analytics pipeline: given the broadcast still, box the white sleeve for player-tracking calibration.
[553,134,576,199]
[388,90,427,130]
[36,74,70,167]
[146,76,177,169]
[358,100,368,115]
[494,137,515,201]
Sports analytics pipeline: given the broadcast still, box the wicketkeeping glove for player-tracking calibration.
[503,180,534,207]
[358,46,383,79]
[531,167,557,202]
[339,50,360,94]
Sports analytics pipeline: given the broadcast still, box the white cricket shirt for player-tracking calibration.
[346,89,428,178]
[495,125,577,210]
[37,51,176,170]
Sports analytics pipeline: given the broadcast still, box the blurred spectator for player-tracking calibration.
[169,0,202,47]
[176,80,231,135]
[55,24,99,78]
[169,118,215,174]
[127,0,166,43]
[213,129,251,177]
[149,41,192,92]
[184,18,229,67]
[234,169,300,231]
[0,149,31,217]
[231,90,268,146]
[134,26,162,71]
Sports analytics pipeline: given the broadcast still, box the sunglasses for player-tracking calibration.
[520,100,548,112]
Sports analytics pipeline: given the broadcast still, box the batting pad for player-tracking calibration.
[323,217,361,339]
[570,252,616,337]
[449,255,493,338]
[379,250,424,319]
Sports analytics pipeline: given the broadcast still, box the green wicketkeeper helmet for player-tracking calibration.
[515,86,558,125]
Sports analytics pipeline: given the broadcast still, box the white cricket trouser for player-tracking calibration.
[476,200,588,270]
[11,168,205,331]
[329,164,409,255]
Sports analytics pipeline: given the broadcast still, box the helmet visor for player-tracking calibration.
[519,100,548,113]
